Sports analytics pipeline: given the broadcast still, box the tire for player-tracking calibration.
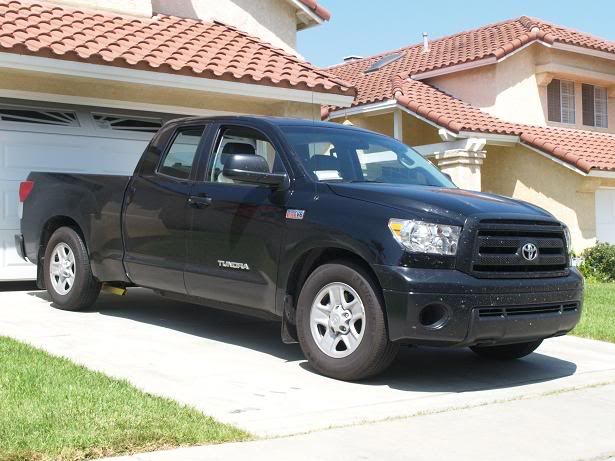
[470,339,543,360]
[44,226,101,311]
[296,262,399,381]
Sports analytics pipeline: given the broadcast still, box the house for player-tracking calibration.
[324,16,615,253]
[0,0,354,280]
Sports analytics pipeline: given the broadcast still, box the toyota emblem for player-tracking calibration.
[521,243,538,261]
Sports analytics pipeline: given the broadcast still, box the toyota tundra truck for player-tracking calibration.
[16,116,583,381]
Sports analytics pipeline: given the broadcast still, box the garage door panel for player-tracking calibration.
[596,190,615,244]
[1,230,35,281]
[0,132,146,179]
[0,123,153,281]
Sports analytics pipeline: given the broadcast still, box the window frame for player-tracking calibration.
[582,83,609,128]
[547,78,576,125]
[202,123,288,186]
[155,124,207,182]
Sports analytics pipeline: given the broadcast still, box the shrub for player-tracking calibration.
[579,243,615,282]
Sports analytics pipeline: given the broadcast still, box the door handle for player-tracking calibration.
[187,194,212,208]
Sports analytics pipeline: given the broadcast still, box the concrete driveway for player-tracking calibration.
[1,288,615,437]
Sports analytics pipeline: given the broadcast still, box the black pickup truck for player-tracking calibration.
[16,116,583,380]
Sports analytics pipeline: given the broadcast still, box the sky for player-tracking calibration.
[297,0,615,68]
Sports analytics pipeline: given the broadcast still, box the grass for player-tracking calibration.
[0,336,250,461]
[573,283,615,343]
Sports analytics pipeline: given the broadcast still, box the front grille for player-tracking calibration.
[470,219,569,278]
[478,302,579,318]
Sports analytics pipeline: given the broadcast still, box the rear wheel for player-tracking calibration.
[44,227,101,311]
[470,339,543,360]
[296,262,398,381]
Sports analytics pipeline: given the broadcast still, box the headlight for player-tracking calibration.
[388,219,461,256]
[563,225,572,255]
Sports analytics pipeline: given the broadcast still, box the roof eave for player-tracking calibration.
[0,51,355,107]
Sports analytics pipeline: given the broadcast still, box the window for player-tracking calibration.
[364,53,403,73]
[547,79,576,124]
[158,126,204,179]
[0,107,79,126]
[93,113,163,133]
[208,126,284,183]
[280,125,454,188]
[582,84,608,128]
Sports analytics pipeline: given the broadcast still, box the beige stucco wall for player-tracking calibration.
[152,0,299,53]
[429,44,615,133]
[0,68,318,119]
[481,143,615,252]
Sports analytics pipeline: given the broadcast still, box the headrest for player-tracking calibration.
[222,142,255,155]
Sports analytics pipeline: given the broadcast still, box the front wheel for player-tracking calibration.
[470,339,543,360]
[296,262,399,381]
[44,226,101,311]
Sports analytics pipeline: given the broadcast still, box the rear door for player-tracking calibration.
[123,124,206,294]
[184,123,289,313]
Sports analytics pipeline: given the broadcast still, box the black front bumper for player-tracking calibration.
[375,265,584,346]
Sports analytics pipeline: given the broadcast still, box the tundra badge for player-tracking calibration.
[218,260,250,270]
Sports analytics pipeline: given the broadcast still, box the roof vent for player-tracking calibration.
[422,32,429,52]
[343,55,364,63]
[364,52,403,73]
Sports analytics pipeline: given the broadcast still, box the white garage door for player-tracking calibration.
[0,101,177,281]
[596,189,615,244]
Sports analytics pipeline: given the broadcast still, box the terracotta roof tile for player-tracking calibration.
[393,79,615,173]
[326,16,615,172]
[0,0,352,96]
[296,0,331,21]
[327,16,615,107]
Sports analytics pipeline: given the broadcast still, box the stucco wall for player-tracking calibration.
[481,143,613,252]
[152,0,299,53]
[429,45,545,126]
[429,44,615,132]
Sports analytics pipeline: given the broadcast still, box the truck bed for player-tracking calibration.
[21,172,132,283]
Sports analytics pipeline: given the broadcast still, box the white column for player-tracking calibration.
[393,109,403,141]
[432,149,486,191]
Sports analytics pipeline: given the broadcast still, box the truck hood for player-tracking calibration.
[328,183,553,223]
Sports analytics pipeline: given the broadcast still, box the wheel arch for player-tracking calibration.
[281,245,386,343]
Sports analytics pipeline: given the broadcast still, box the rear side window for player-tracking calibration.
[158,126,205,179]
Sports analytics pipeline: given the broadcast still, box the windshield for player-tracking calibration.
[281,125,455,187]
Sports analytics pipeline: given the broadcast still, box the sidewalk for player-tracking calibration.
[102,383,615,461]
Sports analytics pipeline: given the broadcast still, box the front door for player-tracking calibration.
[185,124,288,313]
[123,125,206,293]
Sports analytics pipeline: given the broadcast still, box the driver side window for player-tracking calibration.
[208,126,284,183]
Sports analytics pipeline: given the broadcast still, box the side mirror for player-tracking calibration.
[222,154,288,187]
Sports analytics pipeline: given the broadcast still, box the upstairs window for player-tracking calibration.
[547,79,575,124]
[582,84,608,128]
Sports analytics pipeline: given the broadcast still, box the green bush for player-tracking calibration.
[579,243,615,282]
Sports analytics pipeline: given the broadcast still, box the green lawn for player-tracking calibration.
[573,283,615,343]
[0,337,249,461]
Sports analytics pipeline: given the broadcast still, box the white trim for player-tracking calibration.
[458,131,519,145]
[411,57,497,80]
[328,100,398,119]
[552,42,615,63]
[413,138,486,157]
[288,0,324,27]
[588,170,615,179]
[536,63,615,86]
[0,52,354,107]
[0,89,239,117]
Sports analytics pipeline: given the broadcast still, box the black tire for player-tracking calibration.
[44,226,101,311]
[470,339,543,360]
[296,262,399,381]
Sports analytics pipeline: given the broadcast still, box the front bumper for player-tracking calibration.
[375,265,584,346]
